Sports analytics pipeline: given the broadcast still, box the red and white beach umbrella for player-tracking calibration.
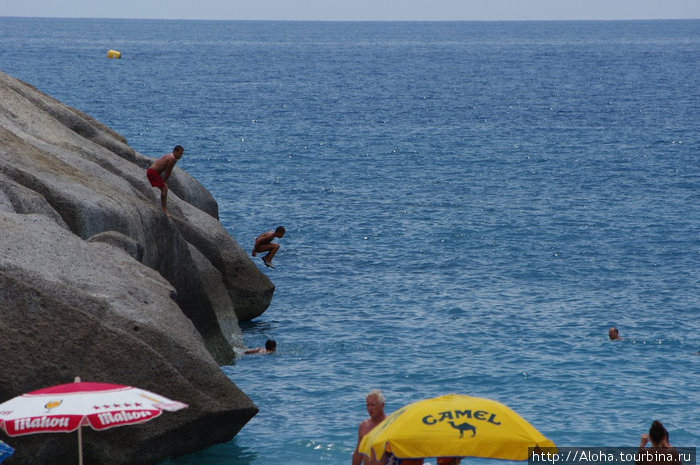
[0,377,187,464]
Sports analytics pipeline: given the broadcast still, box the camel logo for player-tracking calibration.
[422,409,501,438]
[448,420,476,438]
[44,400,62,412]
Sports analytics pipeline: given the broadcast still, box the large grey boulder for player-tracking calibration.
[0,68,272,464]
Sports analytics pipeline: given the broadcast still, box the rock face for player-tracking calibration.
[0,69,273,464]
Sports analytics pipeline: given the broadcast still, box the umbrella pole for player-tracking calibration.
[74,377,83,465]
[78,427,83,465]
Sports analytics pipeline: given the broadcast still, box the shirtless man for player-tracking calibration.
[352,390,387,465]
[252,226,285,268]
[244,339,276,355]
[146,145,184,215]
[608,327,623,340]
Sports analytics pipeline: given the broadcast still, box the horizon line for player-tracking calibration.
[1,15,699,22]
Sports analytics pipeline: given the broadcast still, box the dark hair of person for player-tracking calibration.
[174,145,184,153]
[649,420,668,444]
[276,226,286,234]
[265,339,277,351]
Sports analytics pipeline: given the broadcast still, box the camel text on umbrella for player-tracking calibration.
[422,409,502,425]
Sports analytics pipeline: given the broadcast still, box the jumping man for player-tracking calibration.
[252,226,285,268]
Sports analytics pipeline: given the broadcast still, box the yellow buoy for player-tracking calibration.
[107,49,121,59]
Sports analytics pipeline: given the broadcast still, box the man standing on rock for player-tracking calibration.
[146,145,184,216]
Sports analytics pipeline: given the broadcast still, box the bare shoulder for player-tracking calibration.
[246,346,272,354]
[358,418,375,436]
[257,230,274,241]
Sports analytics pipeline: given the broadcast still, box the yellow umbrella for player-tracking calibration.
[359,394,556,463]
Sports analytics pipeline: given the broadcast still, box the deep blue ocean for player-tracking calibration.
[0,18,698,465]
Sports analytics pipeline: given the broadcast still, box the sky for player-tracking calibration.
[1,0,699,21]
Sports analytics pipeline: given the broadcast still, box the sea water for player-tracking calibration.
[0,18,698,465]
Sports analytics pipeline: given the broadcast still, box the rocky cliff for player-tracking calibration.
[0,69,273,464]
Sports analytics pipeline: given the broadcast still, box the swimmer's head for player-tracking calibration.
[265,339,277,351]
[649,420,668,444]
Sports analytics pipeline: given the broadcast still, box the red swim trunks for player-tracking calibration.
[146,168,165,188]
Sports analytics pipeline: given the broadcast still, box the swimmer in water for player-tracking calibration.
[244,339,276,354]
[609,327,623,340]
